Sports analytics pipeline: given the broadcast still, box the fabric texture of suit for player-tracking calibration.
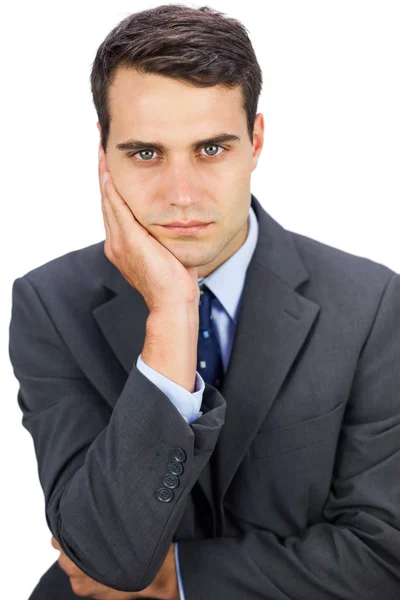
[8,194,400,598]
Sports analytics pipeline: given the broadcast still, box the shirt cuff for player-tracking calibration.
[136,353,205,424]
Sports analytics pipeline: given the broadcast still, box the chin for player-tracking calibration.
[174,247,214,268]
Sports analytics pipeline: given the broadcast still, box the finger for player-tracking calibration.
[98,147,146,243]
[101,199,113,255]
[100,186,113,254]
[98,148,119,253]
[98,145,110,207]
[102,180,121,243]
[100,164,145,245]
[51,536,61,551]
[97,143,107,184]
[98,150,150,265]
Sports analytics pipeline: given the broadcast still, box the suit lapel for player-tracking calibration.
[92,277,149,379]
[209,198,320,506]
[211,235,320,506]
[91,195,320,514]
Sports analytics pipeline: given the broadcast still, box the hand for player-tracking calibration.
[98,146,200,314]
[51,536,180,599]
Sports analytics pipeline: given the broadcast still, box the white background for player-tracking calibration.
[1,1,399,597]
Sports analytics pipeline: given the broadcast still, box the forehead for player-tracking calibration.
[108,67,245,139]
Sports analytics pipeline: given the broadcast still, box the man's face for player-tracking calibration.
[99,67,264,278]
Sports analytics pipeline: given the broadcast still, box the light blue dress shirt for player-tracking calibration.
[136,204,259,599]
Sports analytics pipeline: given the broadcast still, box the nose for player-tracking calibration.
[164,158,201,206]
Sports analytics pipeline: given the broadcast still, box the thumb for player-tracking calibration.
[186,266,201,299]
[186,266,199,283]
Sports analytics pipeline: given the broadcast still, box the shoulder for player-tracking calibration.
[11,240,109,304]
[290,230,397,293]
[288,231,399,334]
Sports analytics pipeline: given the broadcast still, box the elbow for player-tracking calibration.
[47,509,150,592]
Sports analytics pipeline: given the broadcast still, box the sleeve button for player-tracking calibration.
[157,487,174,503]
[168,460,184,476]
[171,447,187,463]
[163,474,179,489]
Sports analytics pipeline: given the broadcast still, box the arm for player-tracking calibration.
[178,273,400,598]
[52,535,180,599]
[9,275,225,593]
[136,355,207,600]
[50,346,206,599]
[54,350,204,599]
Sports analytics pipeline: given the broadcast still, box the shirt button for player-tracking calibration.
[168,460,184,476]
[157,487,174,503]
[163,474,179,489]
[171,447,187,463]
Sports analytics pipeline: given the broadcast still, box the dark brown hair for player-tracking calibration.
[90,4,263,152]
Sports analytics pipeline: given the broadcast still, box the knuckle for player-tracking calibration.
[126,229,137,247]
[111,241,122,258]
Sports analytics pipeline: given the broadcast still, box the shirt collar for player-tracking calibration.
[197,204,259,323]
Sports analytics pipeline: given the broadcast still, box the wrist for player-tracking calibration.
[142,305,199,392]
[148,301,199,326]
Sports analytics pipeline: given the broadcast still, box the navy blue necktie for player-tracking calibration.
[197,284,224,389]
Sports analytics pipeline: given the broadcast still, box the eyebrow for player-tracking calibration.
[116,133,241,152]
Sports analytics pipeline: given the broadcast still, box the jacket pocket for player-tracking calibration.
[251,400,344,459]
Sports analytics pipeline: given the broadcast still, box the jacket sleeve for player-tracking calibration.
[8,275,226,593]
[135,355,208,600]
[178,273,400,599]
[136,354,206,600]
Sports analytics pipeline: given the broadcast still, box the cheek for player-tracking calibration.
[217,157,251,193]
[222,174,250,215]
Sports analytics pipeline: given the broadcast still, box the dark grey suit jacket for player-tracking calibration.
[9,195,400,598]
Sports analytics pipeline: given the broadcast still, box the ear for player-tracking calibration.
[251,113,264,172]
[96,121,101,134]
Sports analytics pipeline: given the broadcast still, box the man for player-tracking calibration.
[8,4,400,599]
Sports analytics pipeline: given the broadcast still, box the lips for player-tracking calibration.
[159,222,212,234]
[162,221,209,227]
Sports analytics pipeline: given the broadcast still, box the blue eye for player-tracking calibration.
[199,144,225,157]
[134,149,157,161]
[128,144,227,162]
